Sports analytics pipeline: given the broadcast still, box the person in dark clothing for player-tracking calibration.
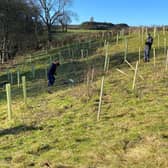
[47,60,60,93]
[144,33,153,62]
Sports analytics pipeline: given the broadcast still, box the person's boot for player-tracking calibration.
[48,88,53,94]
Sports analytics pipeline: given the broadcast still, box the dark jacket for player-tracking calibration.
[48,63,57,76]
[146,36,153,50]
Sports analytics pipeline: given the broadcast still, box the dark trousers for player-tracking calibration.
[48,74,55,87]
[144,48,151,62]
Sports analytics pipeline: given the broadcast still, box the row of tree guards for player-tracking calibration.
[97,27,168,121]
[3,26,168,121]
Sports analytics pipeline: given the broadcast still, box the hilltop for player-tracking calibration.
[68,22,129,30]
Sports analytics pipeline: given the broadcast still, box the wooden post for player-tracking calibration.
[163,26,166,35]
[86,71,90,98]
[124,38,128,61]
[158,34,160,49]
[6,83,12,120]
[154,27,156,38]
[132,61,139,90]
[166,50,168,71]
[106,56,110,72]
[153,48,156,67]
[104,43,109,72]
[164,38,167,56]
[22,76,27,105]
[97,76,105,121]
[141,27,144,45]
[125,60,144,80]
[116,68,129,77]
[116,33,119,45]
[139,47,141,63]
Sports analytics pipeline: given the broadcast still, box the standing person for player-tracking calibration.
[144,33,153,62]
[47,60,60,93]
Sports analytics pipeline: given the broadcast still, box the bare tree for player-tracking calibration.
[90,16,94,23]
[0,0,42,63]
[34,0,72,44]
[58,10,77,32]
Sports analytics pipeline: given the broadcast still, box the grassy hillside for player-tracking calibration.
[0,29,168,168]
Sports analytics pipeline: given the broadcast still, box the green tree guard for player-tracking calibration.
[17,69,20,88]
[10,72,13,85]
[6,84,12,120]
[32,64,35,79]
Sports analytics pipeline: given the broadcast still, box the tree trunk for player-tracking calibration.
[47,24,52,42]
[47,24,52,49]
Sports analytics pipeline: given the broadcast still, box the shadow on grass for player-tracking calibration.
[0,125,43,137]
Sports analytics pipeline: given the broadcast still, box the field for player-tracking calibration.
[0,29,168,168]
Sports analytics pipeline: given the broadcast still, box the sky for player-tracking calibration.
[71,0,168,26]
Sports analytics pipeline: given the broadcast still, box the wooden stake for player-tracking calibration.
[166,50,168,71]
[158,34,160,48]
[116,68,129,77]
[124,38,128,61]
[97,76,105,121]
[139,47,141,63]
[163,26,166,35]
[141,27,144,45]
[153,48,156,67]
[154,27,156,38]
[164,38,167,56]
[125,60,144,80]
[104,43,109,72]
[116,33,119,45]
[132,61,139,90]
[106,56,110,72]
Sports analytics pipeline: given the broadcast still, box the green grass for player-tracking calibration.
[0,30,168,168]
